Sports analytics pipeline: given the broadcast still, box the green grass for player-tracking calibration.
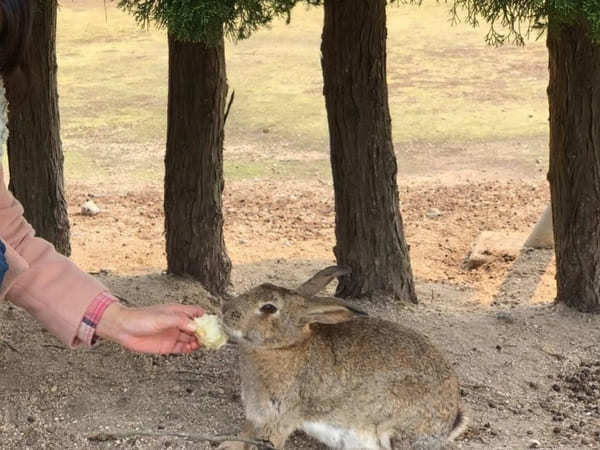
[224,159,330,181]
[56,1,549,186]
[226,3,548,145]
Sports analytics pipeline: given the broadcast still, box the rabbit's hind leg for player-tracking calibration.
[217,421,289,450]
[254,422,293,450]
[217,442,246,450]
[390,434,448,450]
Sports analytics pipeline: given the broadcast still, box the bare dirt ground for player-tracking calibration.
[2,2,599,449]
[2,137,600,450]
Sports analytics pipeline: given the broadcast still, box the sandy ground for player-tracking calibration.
[2,134,600,449]
[4,1,596,448]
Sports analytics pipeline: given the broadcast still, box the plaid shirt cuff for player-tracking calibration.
[76,292,118,347]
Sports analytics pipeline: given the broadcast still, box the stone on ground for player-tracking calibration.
[463,230,528,270]
[81,199,101,216]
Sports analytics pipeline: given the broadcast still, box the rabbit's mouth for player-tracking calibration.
[221,323,253,345]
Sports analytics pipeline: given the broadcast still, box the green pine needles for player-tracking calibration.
[117,0,298,43]
[451,0,600,45]
[117,0,600,48]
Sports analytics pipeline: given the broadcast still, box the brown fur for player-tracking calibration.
[219,267,466,450]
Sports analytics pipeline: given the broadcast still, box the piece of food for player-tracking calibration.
[192,314,228,350]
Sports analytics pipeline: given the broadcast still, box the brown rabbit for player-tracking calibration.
[219,266,466,450]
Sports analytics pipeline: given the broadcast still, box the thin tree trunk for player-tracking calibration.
[165,33,231,295]
[4,0,70,255]
[321,0,417,302]
[547,19,600,313]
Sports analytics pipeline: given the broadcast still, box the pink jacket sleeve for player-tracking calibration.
[0,166,107,347]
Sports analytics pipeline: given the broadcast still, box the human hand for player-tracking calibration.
[95,303,205,354]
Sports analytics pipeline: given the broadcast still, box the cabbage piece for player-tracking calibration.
[193,314,227,350]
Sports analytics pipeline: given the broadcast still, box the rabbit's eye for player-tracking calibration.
[259,303,278,314]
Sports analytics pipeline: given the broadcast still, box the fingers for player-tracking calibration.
[177,331,196,343]
[158,304,205,332]
[179,342,198,354]
[175,327,202,352]
[165,341,188,354]
[164,304,206,318]
[172,336,201,354]
[118,303,210,354]
[153,331,201,355]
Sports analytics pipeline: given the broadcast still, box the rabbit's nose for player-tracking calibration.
[223,308,242,323]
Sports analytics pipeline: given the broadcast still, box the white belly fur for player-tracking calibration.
[302,422,390,450]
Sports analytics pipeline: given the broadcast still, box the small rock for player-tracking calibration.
[50,385,58,393]
[425,208,443,218]
[81,200,100,216]
[553,426,561,434]
[524,204,553,249]
[528,439,541,448]
[496,311,514,323]
[462,230,525,270]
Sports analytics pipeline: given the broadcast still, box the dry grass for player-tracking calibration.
[56,0,548,188]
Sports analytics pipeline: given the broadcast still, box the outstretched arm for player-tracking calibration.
[96,301,204,354]
[0,167,108,346]
[0,167,204,352]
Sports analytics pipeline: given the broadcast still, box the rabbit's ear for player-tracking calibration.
[210,292,231,308]
[296,266,351,297]
[301,298,367,325]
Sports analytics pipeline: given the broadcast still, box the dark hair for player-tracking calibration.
[0,0,32,76]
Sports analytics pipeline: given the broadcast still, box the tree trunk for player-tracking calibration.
[547,20,600,313]
[165,33,231,295]
[321,0,417,302]
[4,0,70,255]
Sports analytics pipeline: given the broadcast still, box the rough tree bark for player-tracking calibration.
[4,0,70,255]
[321,0,417,302]
[164,33,231,295]
[547,19,600,313]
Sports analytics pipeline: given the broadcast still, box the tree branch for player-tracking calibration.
[224,90,235,126]
[87,431,274,449]
[1,339,20,354]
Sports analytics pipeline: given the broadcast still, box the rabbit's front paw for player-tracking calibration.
[217,441,246,450]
